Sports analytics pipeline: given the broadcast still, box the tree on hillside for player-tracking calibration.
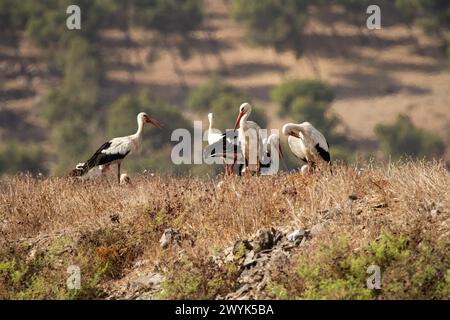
[375,114,445,160]
[270,79,344,141]
[231,0,323,76]
[187,78,267,131]
[0,142,47,175]
[394,0,450,53]
[133,0,204,89]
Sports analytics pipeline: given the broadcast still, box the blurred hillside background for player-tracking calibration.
[0,0,449,176]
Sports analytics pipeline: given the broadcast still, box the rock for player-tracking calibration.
[242,250,257,268]
[234,284,250,296]
[130,272,164,289]
[251,230,274,253]
[287,228,306,243]
[348,195,358,201]
[159,228,182,249]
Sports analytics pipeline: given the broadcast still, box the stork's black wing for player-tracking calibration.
[315,143,331,163]
[85,141,129,169]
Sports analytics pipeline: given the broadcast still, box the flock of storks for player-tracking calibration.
[70,102,331,183]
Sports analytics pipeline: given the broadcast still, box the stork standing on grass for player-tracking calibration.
[260,133,284,175]
[204,130,242,176]
[233,102,263,175]
[70,112,162,183]
[206,113,240,176]
[282,122,331,173]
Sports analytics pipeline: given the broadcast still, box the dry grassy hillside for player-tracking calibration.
[1,1,449,160]
[0,162,448,299]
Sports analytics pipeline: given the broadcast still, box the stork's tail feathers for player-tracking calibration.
[68,162,89,177]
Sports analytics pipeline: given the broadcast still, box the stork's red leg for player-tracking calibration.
[117,163,121,184]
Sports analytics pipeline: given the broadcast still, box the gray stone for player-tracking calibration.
[251,230,274,253]
[159,228,182,249]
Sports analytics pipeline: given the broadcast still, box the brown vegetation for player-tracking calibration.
[0,161,448,299]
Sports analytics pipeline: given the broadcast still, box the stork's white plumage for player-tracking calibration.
[282,122,331,172]
[70,112,162,183]
[233,102,263,174]
[204,130,242,176]
[207,113,222,145]
[260,133,284,175]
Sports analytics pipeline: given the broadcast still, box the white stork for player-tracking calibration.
[233,102,262,175]
[260,133,284,175]
[207,113,222,145]
[70,112,162,183]
[282,122,331,173]
[204,130,242,176]
[207,113,235,175]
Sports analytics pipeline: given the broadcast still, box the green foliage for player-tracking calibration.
[394,0,450,38]
[157,255,235,299]
[51,116,91,174]
[271,79,344,144]
[0,0,31,32]
[188,78,267,131]
[0,142,46,175]
[188,77,244,112]
[375,114,445,160]
[41,36,101,174]
[269,231,449,299]
[134,0,203,35]
[43,37,101,123]
[231,0,310,57]
[23,0,119,53]
[271,79,334,117]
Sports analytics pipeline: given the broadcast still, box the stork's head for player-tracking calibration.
[208,112,213,123]
[138,112,163,128]
[234,102,252,130]
[282,123,302,139]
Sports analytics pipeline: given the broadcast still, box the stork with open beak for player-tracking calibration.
[70,112,162,184]
[233,102,262,175]
[282,122,330,173]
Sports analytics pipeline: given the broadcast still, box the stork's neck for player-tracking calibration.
[133,118,145,140]
[208,115,213,132]
[240,112,250,128]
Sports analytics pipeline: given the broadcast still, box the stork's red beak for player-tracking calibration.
[278,143,284,160]
[234,111,245,130]
[146,116,163,128]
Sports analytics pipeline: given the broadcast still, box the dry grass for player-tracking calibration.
[0,161,449,299]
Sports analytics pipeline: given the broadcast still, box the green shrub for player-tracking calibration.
[271,79,344,144]
[187,77,245,112]
[375,114,445,160]
[134,0,203,35]
[188,78,267,131]
[231,0,309,57]
[0,142,47,175]
[268,231,449,299]
[271,79,334,117]
[158,255,236,299]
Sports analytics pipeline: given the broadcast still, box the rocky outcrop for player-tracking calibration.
[216,227,310,300]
